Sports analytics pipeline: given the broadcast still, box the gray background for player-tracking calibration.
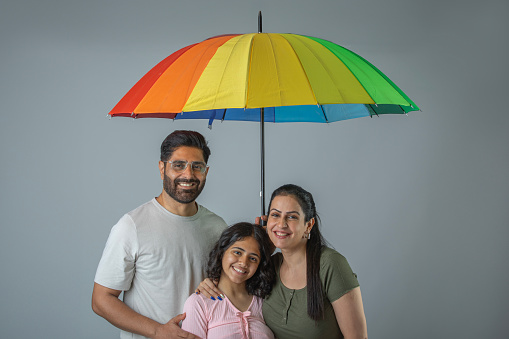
[1,0,508,338]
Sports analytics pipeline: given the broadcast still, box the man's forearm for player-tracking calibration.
[92,283,161,338]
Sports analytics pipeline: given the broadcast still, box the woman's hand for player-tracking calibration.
[254,215,268,228]
[255,215,276,254]
[194,278,224,300]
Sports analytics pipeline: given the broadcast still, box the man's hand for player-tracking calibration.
[154,313,200,339]
[92,283,198,339]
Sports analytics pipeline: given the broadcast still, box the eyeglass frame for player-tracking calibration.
[164,160,209,174]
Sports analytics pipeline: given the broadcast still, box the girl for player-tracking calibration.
[182,222,275,339]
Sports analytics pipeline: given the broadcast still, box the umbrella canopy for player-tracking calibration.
[109,22,419,217]
[109,33,419,125]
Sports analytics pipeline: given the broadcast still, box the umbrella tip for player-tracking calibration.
[258,11,262,33]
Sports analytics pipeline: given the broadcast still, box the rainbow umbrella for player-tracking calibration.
[109,14,419,215]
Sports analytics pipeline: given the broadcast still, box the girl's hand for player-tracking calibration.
[194,278,224,301]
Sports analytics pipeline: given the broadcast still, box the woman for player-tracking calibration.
[262,184,367,339]
[182,222,275,339]
[199,184,368,339]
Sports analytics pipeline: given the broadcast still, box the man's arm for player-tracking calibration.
[92,283,198,339]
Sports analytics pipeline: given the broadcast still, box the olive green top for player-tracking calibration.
[262,247,359,339]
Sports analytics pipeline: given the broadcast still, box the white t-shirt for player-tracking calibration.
[95,198,228,339]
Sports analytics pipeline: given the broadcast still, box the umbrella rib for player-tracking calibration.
[181,35,242,113]
[313,41,377,105]
[245,34,256,109]
[211,35,251,109]
[267,34,284,107]
[159,45,203,114]
[319,105,329,123]
[286,35,336,104]
[291,37,319,105]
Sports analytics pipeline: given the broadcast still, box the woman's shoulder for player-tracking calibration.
[320,246,348,263]
[319,246,357,276]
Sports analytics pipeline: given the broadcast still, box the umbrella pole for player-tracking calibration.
[258,12,266,224]
[260,107,266,224]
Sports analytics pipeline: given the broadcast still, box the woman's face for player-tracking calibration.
[267,195,314,251]
[221,236,261,285]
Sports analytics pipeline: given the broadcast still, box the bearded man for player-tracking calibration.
[92,130,227,339]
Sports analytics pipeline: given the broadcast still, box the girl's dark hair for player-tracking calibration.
[268,184,327,321]
[206,222,275,298]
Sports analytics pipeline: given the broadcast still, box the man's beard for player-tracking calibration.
[163,173,206,204]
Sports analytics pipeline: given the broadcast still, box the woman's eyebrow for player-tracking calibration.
[269,208,300,215]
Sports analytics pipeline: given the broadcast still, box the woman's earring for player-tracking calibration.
[303,231,311,240]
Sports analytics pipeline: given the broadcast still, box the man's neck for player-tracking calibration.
[156,192,198,217]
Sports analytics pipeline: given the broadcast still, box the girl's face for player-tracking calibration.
[221,236,261,285]
[267,195,314,251]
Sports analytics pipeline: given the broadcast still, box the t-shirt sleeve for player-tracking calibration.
[320,248,360,303]
[94,214,138,291]
[181,294,208,338]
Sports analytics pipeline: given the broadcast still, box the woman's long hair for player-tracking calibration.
[206,222,275,298]
[268,184,327,321]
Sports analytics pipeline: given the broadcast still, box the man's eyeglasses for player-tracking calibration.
[165,160,208,174]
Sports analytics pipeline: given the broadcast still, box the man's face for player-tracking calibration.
[159,146,208,204]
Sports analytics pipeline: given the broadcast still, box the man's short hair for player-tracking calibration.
[160,130,211,163]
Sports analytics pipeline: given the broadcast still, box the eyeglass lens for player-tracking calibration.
[170,161,207,173]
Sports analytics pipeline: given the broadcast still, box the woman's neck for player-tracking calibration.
[281,244,307,270]
[280,245,308,289]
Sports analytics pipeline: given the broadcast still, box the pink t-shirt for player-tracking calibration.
[182,293,274,339]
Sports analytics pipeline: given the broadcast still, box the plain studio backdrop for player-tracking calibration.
[1,1,508,338]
